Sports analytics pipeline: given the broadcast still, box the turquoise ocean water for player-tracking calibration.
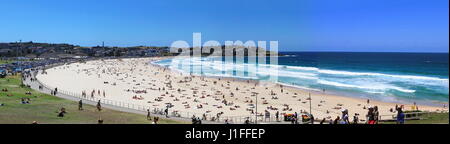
[153,52,449,106]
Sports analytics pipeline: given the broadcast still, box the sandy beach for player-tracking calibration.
[35,57,448,123]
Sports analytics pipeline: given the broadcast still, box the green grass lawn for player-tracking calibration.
[0,75,187,124]
[380,112,449,124]
[0,59,36,64]
[0,60,13,64]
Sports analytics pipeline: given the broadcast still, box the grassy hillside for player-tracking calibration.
[0,60,13,64]
[0,75,187,124]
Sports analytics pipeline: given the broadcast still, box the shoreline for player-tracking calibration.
[153,56,449,108]
[35,57,448,122]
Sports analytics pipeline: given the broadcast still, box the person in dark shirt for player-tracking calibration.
[275,111,279,122]
[96,100,102,111]
[397,108,405,124]
[78,100,83,110]
[147,109,152,120]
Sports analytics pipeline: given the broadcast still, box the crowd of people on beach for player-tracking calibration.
[14,58,446,125]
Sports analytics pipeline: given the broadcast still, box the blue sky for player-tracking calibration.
[0,0,448,52]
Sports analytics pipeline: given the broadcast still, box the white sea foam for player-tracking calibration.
[255,63,448,84]
[285,66,319,71]
[317,69,448,82]
[276,82,321,91]
[317,80,416,93]
[201,73,258,80]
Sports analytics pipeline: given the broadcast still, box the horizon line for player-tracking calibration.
[1,41,448,54]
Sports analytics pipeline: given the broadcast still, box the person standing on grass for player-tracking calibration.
[78,100,83,110]
[397,108,405,124]
[147,109,152,120]
[97,100,102,111]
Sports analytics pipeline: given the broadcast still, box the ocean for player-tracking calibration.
[153,52,449,106]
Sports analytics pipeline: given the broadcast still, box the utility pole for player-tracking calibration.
[255,93,258,124]
[309,93,312,115]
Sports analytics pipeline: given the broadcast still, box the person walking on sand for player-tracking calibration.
[96,100,102,111]
[164,108,169,118]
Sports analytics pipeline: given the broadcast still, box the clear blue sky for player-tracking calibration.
[0,0,448,52]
